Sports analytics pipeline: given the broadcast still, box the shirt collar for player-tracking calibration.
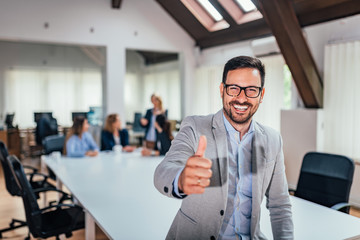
[222,112,255,135]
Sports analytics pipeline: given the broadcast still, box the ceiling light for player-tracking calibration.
[197,0,223,21]
[235,0,257,12]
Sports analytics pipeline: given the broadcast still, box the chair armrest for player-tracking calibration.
[40,203,83,212]
[33,188,72,203]
[27,172,49,185]
[331,202,351,212]
[23,164,38,173]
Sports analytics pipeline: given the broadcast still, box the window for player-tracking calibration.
[197,0,223,21]
[5,68,102,127]
[234,0,257,12]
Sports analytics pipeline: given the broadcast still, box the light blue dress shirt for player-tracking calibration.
[66,131,99,157]
[220,114,254,240]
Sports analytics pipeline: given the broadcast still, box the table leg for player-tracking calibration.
[85,211,96,240]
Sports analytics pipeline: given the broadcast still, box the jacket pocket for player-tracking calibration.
[179,208,197,225]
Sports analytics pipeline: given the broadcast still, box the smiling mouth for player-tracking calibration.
[233,104,248,112]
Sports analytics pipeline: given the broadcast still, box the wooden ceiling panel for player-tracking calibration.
[297,0,360,26]
[156,0,209,40]
[197,19,271,48]
[253,0,323,108]
[156,0,360,49]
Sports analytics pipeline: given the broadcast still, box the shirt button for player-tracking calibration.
[220,210,224,216]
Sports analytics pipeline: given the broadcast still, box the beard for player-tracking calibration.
[223,99,259,125]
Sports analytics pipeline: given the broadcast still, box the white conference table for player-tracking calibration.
[43,151,360,240]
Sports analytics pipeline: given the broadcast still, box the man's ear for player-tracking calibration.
[220,83,224,98]
[260,88,265,103]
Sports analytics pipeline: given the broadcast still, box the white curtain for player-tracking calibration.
[323,41,360,159]
[194,65,223,116]
[5,68,102,127]
[143,70,181,120]
[255,55,286,131]
[194,55,285,132]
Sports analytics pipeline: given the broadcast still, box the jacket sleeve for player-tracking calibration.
[153,116,197,198]
[120,129,130,147]
[100,130,109,151]
[141,109,152,128]
[158,132,172,156]
[266,135,294,239]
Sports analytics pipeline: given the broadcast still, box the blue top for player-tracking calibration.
[220,114,254,240]
[66,132,99,157]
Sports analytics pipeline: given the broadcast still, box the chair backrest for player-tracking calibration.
[43,134,65,155]
[7,155,42,233]
[0,141,22,196]
[133,112,145,132]
[295,152,354,212]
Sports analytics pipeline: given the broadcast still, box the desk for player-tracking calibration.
[43,151,180,240]
[43,152,360,240]
[260,196,360,240]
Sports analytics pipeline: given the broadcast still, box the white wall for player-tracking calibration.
[0,0,195,123]
[304,14,360,76]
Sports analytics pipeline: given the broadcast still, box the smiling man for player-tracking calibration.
[154,56,293,240]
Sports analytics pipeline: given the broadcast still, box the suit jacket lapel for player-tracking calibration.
[251,121,267,238]
[212,110,228,197]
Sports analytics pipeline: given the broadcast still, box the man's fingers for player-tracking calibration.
[184,167,212,179]
[195,135,207,157]
[187,157,212,169]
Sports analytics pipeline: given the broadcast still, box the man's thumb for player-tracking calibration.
[195,135,207,157]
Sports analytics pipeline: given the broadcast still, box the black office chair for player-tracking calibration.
[0,141,56,199]
[1,141,74,238]
[0,141,27,237]
[294,152,355,213]
[43,134,65,180]
[7,155,85,240]
[42,134,65,155]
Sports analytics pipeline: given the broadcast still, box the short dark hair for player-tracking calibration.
[222,56,265,87]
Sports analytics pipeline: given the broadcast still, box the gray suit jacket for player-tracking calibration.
[154,110,293,240]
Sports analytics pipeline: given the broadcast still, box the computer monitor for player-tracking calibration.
[87,106,103,125]
[34,112,53,123]
[72,112,88,121]
[133,112,145,132]
[5,113,15,129]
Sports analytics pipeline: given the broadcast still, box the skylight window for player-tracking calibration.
[235,0,257,12]
[197,0,223,21]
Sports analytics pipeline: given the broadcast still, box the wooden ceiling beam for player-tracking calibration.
[197,18,271,48]
[296,0,360,26]
[253,0,323,108]
[208,0,238,26]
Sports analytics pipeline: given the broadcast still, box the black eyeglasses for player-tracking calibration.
[223,83,262,98]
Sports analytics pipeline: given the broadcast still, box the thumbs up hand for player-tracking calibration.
[178,136,213,195]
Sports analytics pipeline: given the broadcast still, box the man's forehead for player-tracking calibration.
[226,68,261,82]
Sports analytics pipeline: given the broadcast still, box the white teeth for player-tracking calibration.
[234,105,248,110]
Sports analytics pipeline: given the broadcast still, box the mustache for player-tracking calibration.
[229,101,252,107]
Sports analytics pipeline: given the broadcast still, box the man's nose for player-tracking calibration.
[236,89,247,102]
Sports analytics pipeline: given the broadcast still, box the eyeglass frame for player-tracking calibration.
[223,83,263,98]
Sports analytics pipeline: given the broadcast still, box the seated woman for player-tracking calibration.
[141,114,173,156]
[101,114,135,152]
[66,117,99,157]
